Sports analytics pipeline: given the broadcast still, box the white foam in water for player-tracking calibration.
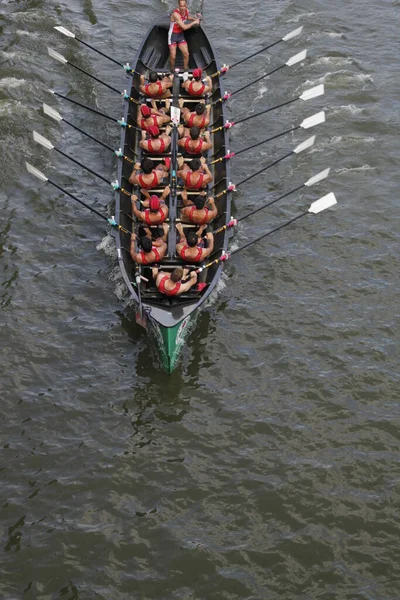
[286,12,315,23]
[328,104,364,116]
[253,84,268,103]
[205,271,228,307]
[337,165,376,175]
[96,234,117,259]
[314,57,354,67]
[0,77,27,89]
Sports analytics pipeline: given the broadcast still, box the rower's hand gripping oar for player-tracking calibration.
[214,49,307,105]
[212,84,325,134]
[25,162,129,233]
[42,104,135,163]
[211,25,303,78]
[32,130,121,191]
[197,193,338,274]
[215,135,316,199]
[211,111,325,165]
[208,168,330,237]
[54,25,135,74]
[47,47,138,105]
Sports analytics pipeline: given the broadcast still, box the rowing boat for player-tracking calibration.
[26,15,338,374]
[115,17,233,372]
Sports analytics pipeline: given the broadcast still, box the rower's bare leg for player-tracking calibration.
[180,43,189,71]
[169,45,177,71]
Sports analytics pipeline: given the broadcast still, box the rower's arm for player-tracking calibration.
[180,272,198,292]
[172,14,199,30]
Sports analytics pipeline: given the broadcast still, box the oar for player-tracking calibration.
[25,162,129,233]
[33,130,119,189]
[209,168,330,236]
[211,26,303,77]
[211,111,325,165]
[214,135,316,198]
[212,84,324,133]
[197,193,338,273]
[54,26,134,73]
[42,103,135,163]
[47,48,138,104]
[49,90,140,131]
[213,49,307,104]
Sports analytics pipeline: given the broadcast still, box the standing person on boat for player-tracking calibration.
[140,125,172,155]
[181,68,212,97]
[177,156,213,190]
[176,223,214,263]
[139,104,171,131]
[180,189,217,224]
[139,72,172,99]
[152,266,198,296]
[131,187,170,225]
[129,157,170,191]
[169,0,200,72]
[130,224,169,265]
[179,99,211,130]
[178,126,212,156]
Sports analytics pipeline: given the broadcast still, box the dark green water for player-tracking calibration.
[1,0,399,598]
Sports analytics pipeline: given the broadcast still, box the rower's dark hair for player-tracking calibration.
[186,231,198,247]
[171,267,183,283]
[149,71,158,83]
[140,236,152,253]
[141,158,154,174]
[193,195,206,209]
[190,158,201,171]
[190,126,200,140]
[195,103,206,115]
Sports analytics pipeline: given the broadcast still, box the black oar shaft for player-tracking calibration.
[231,63,285,98]
[52,92,117,122]
[237,183,305,223]
[76,37,124,68]
[229,38,282,70]
[235,126,299,158]
[63,118,115,152]
[48,179,108,221]
[235,97,298,126]
[55,148,111,185]
[69,60,122,95]
[236,150,293,188]
[231,212,306,256]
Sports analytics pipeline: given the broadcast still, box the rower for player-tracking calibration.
[131,187,170,225]
[180,189,217,224]
[176,223,214,264]
[139,72,172,99]
[169,0,200,72]
[129,157,170,191]
[179,99,211,130]
[140,125,172,155]
[130,224,169,265]
[152,266,198,296]
[181,68,212,97]
[178,126,212,156]
[139,104,171,131]
[177,156,213,190]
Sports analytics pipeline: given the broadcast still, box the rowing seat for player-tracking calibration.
[140,48,162,70]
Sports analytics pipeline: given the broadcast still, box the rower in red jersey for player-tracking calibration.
[152,266,198,296]
[140,125,172,155]
[129,158,170,191]
[177,156,213,190]
[168,0,200,71]
[139,72,173,99]
[139,104,170,132]
[176,223,214,264]
[131,186,170,225]
[181,68,212,97]
[178,126,212,156]
[180,189,217,224]
[179,99,211,131]
[130,224,169,265]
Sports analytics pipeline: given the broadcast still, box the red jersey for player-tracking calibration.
[158,275,181,296]
[185,137,204,155]
[170,8,189,33]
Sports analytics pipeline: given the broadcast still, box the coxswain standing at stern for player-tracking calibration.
[169,0,200,72]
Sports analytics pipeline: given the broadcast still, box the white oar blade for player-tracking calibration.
[48,47,68,65]
[43,103,63,122]
[26,162,48,183]
[286,49,307,67]
[54,26,76,39]
[294,135,315,154]
[282,26,303,42]
[309,192,337,214]
[33,130,54,150]
[300,84,325,101]
[304,168,330,187]
[300,111,325,130]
